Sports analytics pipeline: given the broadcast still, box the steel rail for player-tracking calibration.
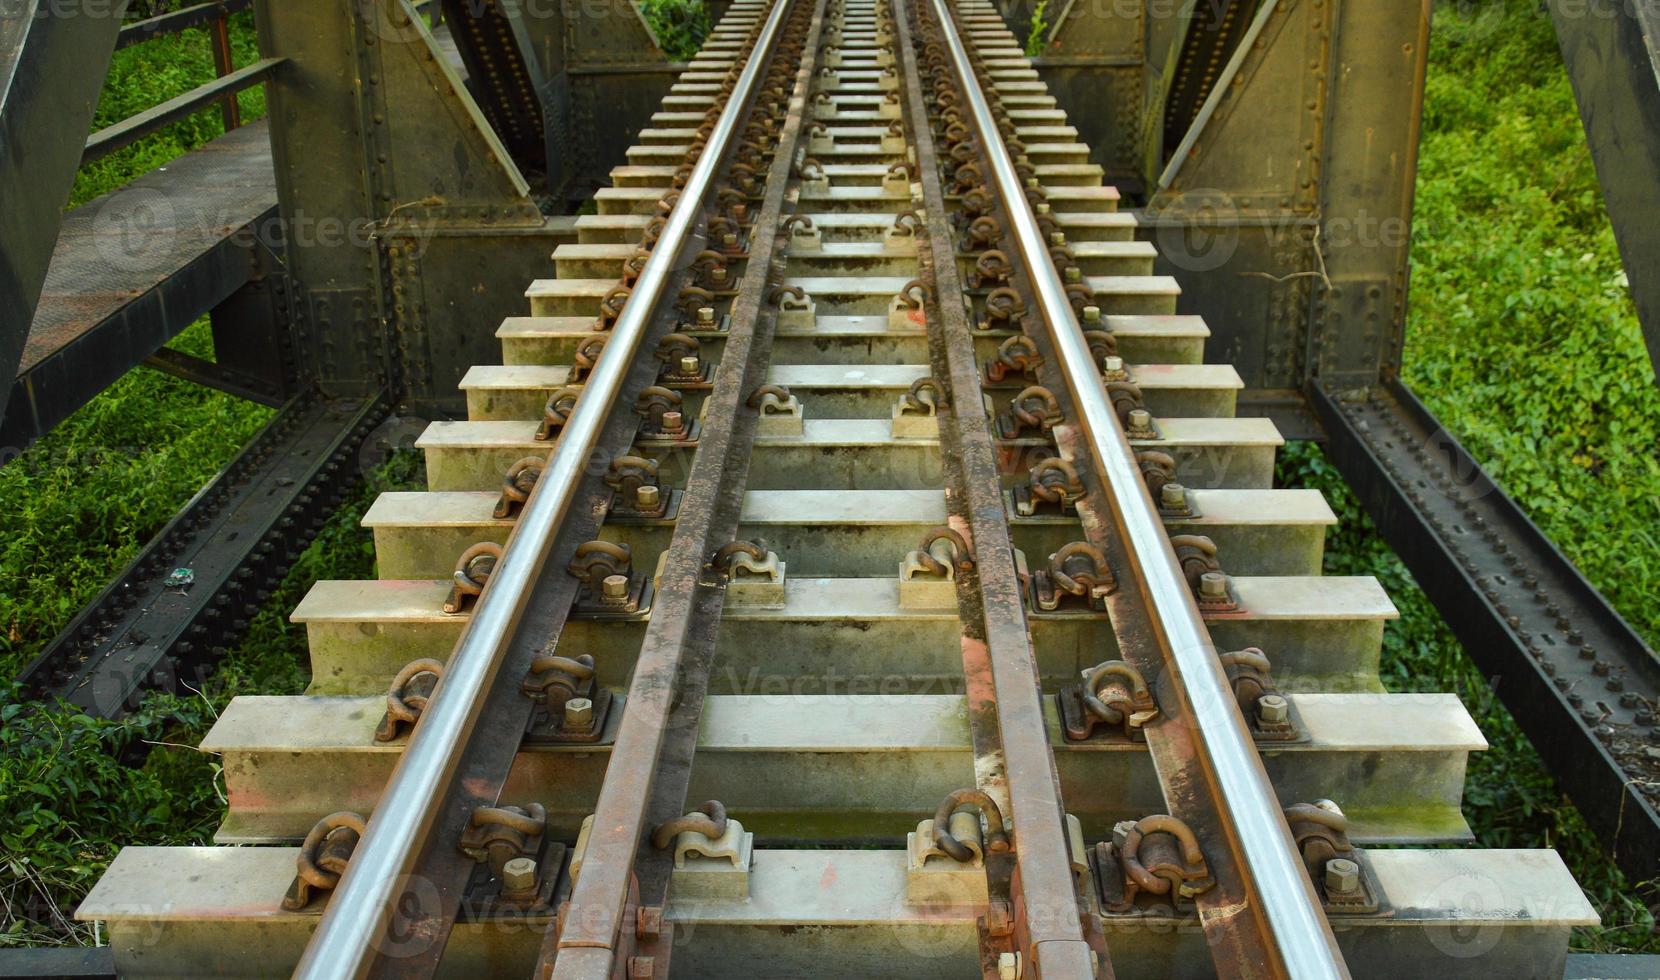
[289,2,793,973]
[889,0,1104,973]
[542,0,813,973]
[923,1,1350,976]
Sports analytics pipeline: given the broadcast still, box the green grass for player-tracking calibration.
[1278,0,1660,953]
[74,13,265,207]
[0,449,422,946]
[3,12,272,683]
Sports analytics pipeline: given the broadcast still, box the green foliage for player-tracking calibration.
[73,13,265,206]
[1267,0,1660,954]
[640,0,712,61]
[1407,0,1660,650]
[1024,0,1048,58]
[1281,444,1657,951]
[0,323,272,682]
[0,449,422,947]
[0,685,224,946]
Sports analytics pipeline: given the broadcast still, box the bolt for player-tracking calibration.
[636,485,661,509]
[1324,858,1361,896]
[1127,408,1153,435]
[998,951,1022,980]
[661,410,684,433]
[1063,266,1081,284]
[696,306,716,327]
[502,856,538,893]
[679,355,701,376]
[602,574,630,600]
[1081,305,1101,325]
[1161,482,1187,510]
[565,697,595,729]
[1101,355,1127,379]
[1199,572,1229,599]
[628,955,655,980]
[1256,694,1290,725]
[636,906,663,941]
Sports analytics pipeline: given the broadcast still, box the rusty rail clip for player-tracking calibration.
[932,789,1010,862]
[568,540,652,619]
[1092,814,1215,914]
[374,658,444,742]
[458,803,564,916]
[443,542,502,614]
[1011,456,1084,516]
[605,455,674,521]
[994,384,1062,439]
[493,456,544,520]
[1059,659,1158,742]
[1284,800,1380,914]
[1170,534,1239,612]
[1221,646,1301,742]
[522,652,612,745]
[282,811,367,910]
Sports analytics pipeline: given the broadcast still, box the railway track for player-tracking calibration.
[77,0,1597,976]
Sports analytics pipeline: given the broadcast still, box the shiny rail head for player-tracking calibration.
[915,0,1350,976]
[287,2,800,976]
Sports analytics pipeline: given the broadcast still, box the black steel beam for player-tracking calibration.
[0,945,115,979]
[16,390,388,718]
[0,0,123,440]
[141,346,286,406]
[1312,379,1660,887]
[81,57,283,165]
[2,203,280,456]
[1550,1,1660,377]
[439,0,549,176]
[1161,0,1261,162]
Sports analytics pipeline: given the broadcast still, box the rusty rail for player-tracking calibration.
[289,1,797,975]
[916,0,1349,975]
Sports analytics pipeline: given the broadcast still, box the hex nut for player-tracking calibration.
[502,856,538,893]
[1199,571,1229,598]
[998,951,1022,980]
[566,697,595,729]
[636,484,661,509]
[1324,858,1361,896]
[602,574,630,600]
[1160,482,1187,509]
[1257,694,1289,724]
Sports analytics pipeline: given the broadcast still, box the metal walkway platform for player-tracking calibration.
[2,119,276,451]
